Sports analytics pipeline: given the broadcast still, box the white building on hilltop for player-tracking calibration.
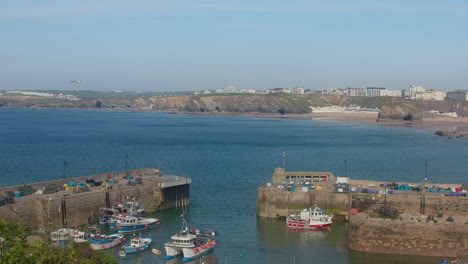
[415,91,446,101]
[365,87,386,97]
[380,90,402,97]
[409,85,427,98]
[215,85,239,94]
[290,87,305,94]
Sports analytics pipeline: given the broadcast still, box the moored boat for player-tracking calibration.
[72,226,99,243]
[50,228,78,242]
[164,214,218,261]
[181,239,216,262]
[164,215,198,259]
[286,206,333,229]
[114,216,160,233]
[118,234,152,256]
[98,207,120,224]
[72,230,89,243]
[88,233,124,250]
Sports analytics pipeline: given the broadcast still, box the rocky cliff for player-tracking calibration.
[150,94,311,114]
[1,92,467,121]
[377,103,423,122]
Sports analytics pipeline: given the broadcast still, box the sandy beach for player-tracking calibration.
[191,110,468,132]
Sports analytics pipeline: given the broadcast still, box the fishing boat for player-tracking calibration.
[88,233,125,250]
[113,200,145,216]
[72,226,99,243]
[72,230,89,243]
[286,205,333,229]
[114,216,160,233]
[108,214,131,228]
[181,238,217,262]
[100,198,145,225]
[118,234,152,257]
[164,214,218,262]
[164,215,198,259]
[98,207,120,224]
[50,228,78,242]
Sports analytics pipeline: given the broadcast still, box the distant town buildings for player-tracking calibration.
[380,89,402,97]
[193,84,465,102]
[365,87,386,97]
[5,91,80,100]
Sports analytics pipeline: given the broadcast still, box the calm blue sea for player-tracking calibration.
[1,108,466,264]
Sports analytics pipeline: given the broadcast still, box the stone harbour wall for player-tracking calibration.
[348,213,468,257]
[257,186,351,219]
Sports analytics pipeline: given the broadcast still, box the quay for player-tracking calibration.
[0,168,191,229]
[258,168,468,258]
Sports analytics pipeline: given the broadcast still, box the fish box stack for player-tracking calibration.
[18,185,36,196]
[42,184,58,194]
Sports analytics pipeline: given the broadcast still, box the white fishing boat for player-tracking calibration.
[72,230,89,243]
[72,226,99,243]
[164,214,218,262]
[286,205,333,229]
[50,228,78,242]
[164,215,198,259]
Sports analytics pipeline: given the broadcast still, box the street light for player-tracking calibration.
[344,160,347,177]
[125,153,129,177]
[62,160,67,187]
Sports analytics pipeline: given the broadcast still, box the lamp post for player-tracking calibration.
[283,152,286,171]
[62,160,67,187]
[344,160,347,177]
[125,153,129,177]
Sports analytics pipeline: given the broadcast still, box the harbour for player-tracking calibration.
[1,109,468,263]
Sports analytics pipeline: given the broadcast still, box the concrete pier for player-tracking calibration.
[0,168,191,229]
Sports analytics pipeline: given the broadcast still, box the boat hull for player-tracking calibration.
[164,245,183,259]
[287,220,332,229]
[115,218,160,233]
[89,234,124,250]
[123,244,150,254]
[181,242,216,262]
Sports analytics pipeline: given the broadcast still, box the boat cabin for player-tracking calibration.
[170,234,197,245]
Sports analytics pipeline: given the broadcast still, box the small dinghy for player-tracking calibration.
[152,248,161,255]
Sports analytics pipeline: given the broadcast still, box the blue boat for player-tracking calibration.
[114,216,160,233]
[118,234,152,257]
[88,233,124,250]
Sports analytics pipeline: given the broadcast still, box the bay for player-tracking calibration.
[1,108,466,264]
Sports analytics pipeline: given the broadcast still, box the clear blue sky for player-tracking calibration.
[1,0,467,92]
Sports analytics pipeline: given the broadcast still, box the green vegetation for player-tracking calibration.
[370,205,400,219]
[0,220,117,264]
[323,207,343,215]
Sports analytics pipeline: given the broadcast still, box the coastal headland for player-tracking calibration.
[2,92,468,132]
[257,168,468,258]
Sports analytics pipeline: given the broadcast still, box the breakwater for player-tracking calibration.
[257,168,468,257]
[0,168,191,229]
